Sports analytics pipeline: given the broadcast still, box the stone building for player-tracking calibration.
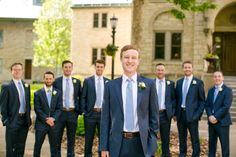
[132,0,236,80]
[70,0,132,78]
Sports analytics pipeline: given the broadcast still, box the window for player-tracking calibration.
[154,32,182,60]
[33,0,43,6]
[102,13,107,28]
[93,13,99,28]
[171,33,181,59]
[92,48,106,65]
[0,58,2,74]
[0,30,3,48]
[155,33,165,59]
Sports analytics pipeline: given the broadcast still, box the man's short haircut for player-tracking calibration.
[156,63,165,67]
[44,71,54,78]
[120,45,139,58]
[182,60,193,68]
[95,59,106,66]
[213,70,223,76]
[10,63,23,71]
[62,60,73,67]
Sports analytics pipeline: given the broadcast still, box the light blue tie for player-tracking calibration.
[18,81,25,113]
[158,80,163,107]
[125,79,134,131]
[47,89,52,107]
[96,77,102,107]
[213,87,218,104]
[182,78,189,108]
[65,78,70,109]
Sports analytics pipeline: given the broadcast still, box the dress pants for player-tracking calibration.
[159,111,171,157]
[208,123,230,157]
[84,111,101,157]
[5,115,28,157]
[177,109,200,157]
[57,110,78,157]
[33,127,57,157]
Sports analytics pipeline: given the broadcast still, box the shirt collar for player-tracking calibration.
[63,75,72,80]
[215,82,223,89]
[95,74,103,80]
[184,75,193,81]
[122,73,137,83]
[44,85,53,92]
[157,77,165,83]
[13,79,22,84]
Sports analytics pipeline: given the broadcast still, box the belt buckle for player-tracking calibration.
[123,132,133,139]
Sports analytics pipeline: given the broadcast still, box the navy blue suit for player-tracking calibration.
[33,87,62,157]
[0,80,32,157]
[53,76,82,157]
[81,75,109,157]
[155,79,176,157]
[100,76,159,157]
[175,77,205,157]
[205,84,232,157]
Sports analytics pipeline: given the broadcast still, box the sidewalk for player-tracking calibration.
[1,120,236,156]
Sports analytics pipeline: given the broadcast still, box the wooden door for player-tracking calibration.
[25,59,32,79]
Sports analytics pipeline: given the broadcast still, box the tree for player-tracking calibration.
[166,0,217,19]
[33,0,72,75]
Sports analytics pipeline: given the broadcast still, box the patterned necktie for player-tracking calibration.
[213,87,218,104]
[96,77,102,107]
[18,81,25,113]
[182,78,189,108]
[47,89,52,107]
[65,78,70,109]
[158,80,163,107]
[125,79,134,131]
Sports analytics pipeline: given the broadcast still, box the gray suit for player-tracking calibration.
[100,76,159,157]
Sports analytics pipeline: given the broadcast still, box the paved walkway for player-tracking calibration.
[0,120,236,156]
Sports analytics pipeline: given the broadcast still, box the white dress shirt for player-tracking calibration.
[62,76,75,108]
[156,78,166,110]
[122,73,139,132]
[13,79,26,113]
[181,75,193,108]
[94,75,104,108]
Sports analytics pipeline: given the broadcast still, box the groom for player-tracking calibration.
[100,45,159,157]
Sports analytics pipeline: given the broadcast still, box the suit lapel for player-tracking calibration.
[41,88,50,108]
[10,80,20,107]
[116,77,123,115]
[92,76,96,96]
[214,84,224,104]
[137,76,143,109]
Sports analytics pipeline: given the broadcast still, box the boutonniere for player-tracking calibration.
[138,81,146,90]
[105,80,109,84]
[166,80,170,85]
[218,87,223,92]
[52,90,57,95]
[192,80,197,85]
[73,79,77,83]
[24,83,29,88]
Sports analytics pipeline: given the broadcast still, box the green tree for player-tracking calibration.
[33,0,72,75]
[166,0,217,19]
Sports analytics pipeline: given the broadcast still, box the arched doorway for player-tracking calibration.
[214,3,236,75]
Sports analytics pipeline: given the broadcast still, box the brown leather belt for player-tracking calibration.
[181,107,186,111]
[123,132,140,139]
[62,108,75,112]
[18,113,26,117]
[159,109,166,113]
[93,108,102,112]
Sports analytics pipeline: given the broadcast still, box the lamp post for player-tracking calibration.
[110,15,118,80]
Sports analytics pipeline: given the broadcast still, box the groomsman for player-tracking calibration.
[100,45,159,157]
[0,63,32,157]
[33,71,62,157]
[205,71,232,157]
[155,63,176,157]
[53,60,82,157]
[175,61,205,157]
[81,59,109,157]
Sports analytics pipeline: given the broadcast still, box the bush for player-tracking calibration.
[76,115,85,136]
[30,83,43,107]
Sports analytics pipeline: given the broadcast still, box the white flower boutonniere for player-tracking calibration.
[24,83,29,88]
[138,81,146,90]
[218,87,223,92]
[73,79,77,83]
[52,90,57,95]
[192,80,197,85]
[166,80,171,85]
[105,80,109,84]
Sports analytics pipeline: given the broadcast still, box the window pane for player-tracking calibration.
[101,48,106,64]
[0,30,3,48]
[93,13,99,28]
[171,33,181,59]
[155,33,165,59]
[92,48,98,64]
[102,13,107,28]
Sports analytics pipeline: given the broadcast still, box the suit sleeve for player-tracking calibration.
[171,82,176,116]
[51,91,63,121]
[214,88,232,121]
[147,81,159,156]
[34,92,49,123]
[205,89,212,117]
[100,82,111,151]
[81,79,88,113]
[0,84,9,126]
[194,80,205,120]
